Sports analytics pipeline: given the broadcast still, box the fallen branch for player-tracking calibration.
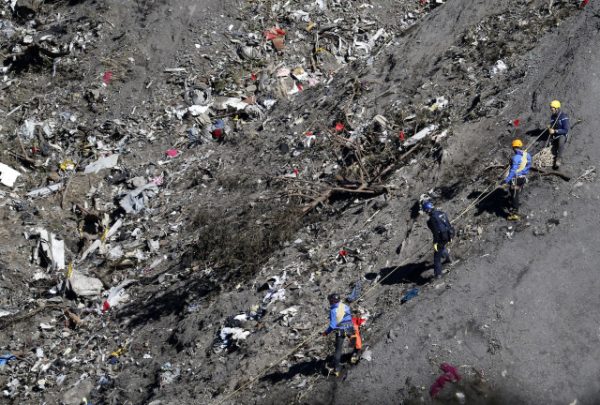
[531,167,570,181]
[302,183,387,214]
[369,144,421,185]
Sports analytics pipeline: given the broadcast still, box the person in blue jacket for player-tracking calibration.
[423,201,454,279]
[322,293,354,376]
[502,139,531,221]
[548,100,570,169]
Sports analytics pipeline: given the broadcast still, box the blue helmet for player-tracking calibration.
[422,200,434,212]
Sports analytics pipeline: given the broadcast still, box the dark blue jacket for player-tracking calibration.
[325,302,353,334]
[427,209,453,244]
[550,111,570,138]
[504,149,531,184]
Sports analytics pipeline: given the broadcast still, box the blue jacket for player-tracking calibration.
[550,111,570,137]
[504,149,531,184]
[325,302,353,334]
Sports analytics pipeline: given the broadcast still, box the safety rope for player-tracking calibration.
[213,120,556,405]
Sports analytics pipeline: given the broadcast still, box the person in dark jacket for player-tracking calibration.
[501,139,532,221]
[423,201,454,279]
[322,293,354,376]
[548,100,570,169]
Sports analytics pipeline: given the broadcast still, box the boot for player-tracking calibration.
[553,158,562,170]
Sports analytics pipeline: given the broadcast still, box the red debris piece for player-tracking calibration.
[251,72,257,81]
[292,167,300,176]
[264,27,286,51]
[102,71,113,85]
[334,122,345,132]
[102,300,111,313]
[305,131,313,137]
[212,128,224,139]
[513,119,520,127]
[264,27,286,40]
[165,149,179,158]
[399,130,406,141]
[296,83,303,91]
[31,146,40,154]
[580,0,590,8]
[338,249,348,257]
[430,363,462,398]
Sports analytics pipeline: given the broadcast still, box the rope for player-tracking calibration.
[213,120,556,405]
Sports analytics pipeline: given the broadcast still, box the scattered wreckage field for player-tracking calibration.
[1,0,600,404]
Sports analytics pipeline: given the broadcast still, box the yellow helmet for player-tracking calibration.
[512,139,523,148]
[550,100,561,109]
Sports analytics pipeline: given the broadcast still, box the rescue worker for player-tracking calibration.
[422,201,454,279]
[322,293,355,376]
[501,139,531,221]
[548,100,570,169]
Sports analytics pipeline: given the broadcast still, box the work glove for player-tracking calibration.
[548,128,555,135]
[433,243,439,252]
[322,331,328,337]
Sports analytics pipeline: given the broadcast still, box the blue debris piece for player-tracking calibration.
[346,279,362,303]
[0,354,17,367]
[401,288,419,304]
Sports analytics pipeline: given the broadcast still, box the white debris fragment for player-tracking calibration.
[263,288,286,305]
[429,96,449,111]
[403,124,439,147]
[188,105,210,116]
[102,279,136,311]
[107,245,124,261]
[0,309,15,318]
[279,306,298,316]
[491,60,508,76]
[84,154,119,174]
[27,183,64,198]
[67,271,104,297]
[234,313,250,322]
[79,219,123,262]
[30,228,65,271]
[0,163,20,188]
[119,183,159,214]
[213,97,248,111]
[220,327,251,341]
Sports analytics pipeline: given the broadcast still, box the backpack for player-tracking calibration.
[431,210,455,243]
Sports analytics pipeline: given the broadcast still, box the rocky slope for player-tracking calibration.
[0,0,599,404]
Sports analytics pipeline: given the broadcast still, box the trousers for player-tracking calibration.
[552,135,567,159]
[333,327,354,371]
[509,176,527,213]
[433,244,450,277]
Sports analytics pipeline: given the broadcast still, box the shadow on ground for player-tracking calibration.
[469,188,510,218]
[261,358,328,383]
[365,262,433,286]
[116,273,215,328]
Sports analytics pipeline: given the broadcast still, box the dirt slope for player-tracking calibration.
[1,0,599,404]
[267,3,600,405]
